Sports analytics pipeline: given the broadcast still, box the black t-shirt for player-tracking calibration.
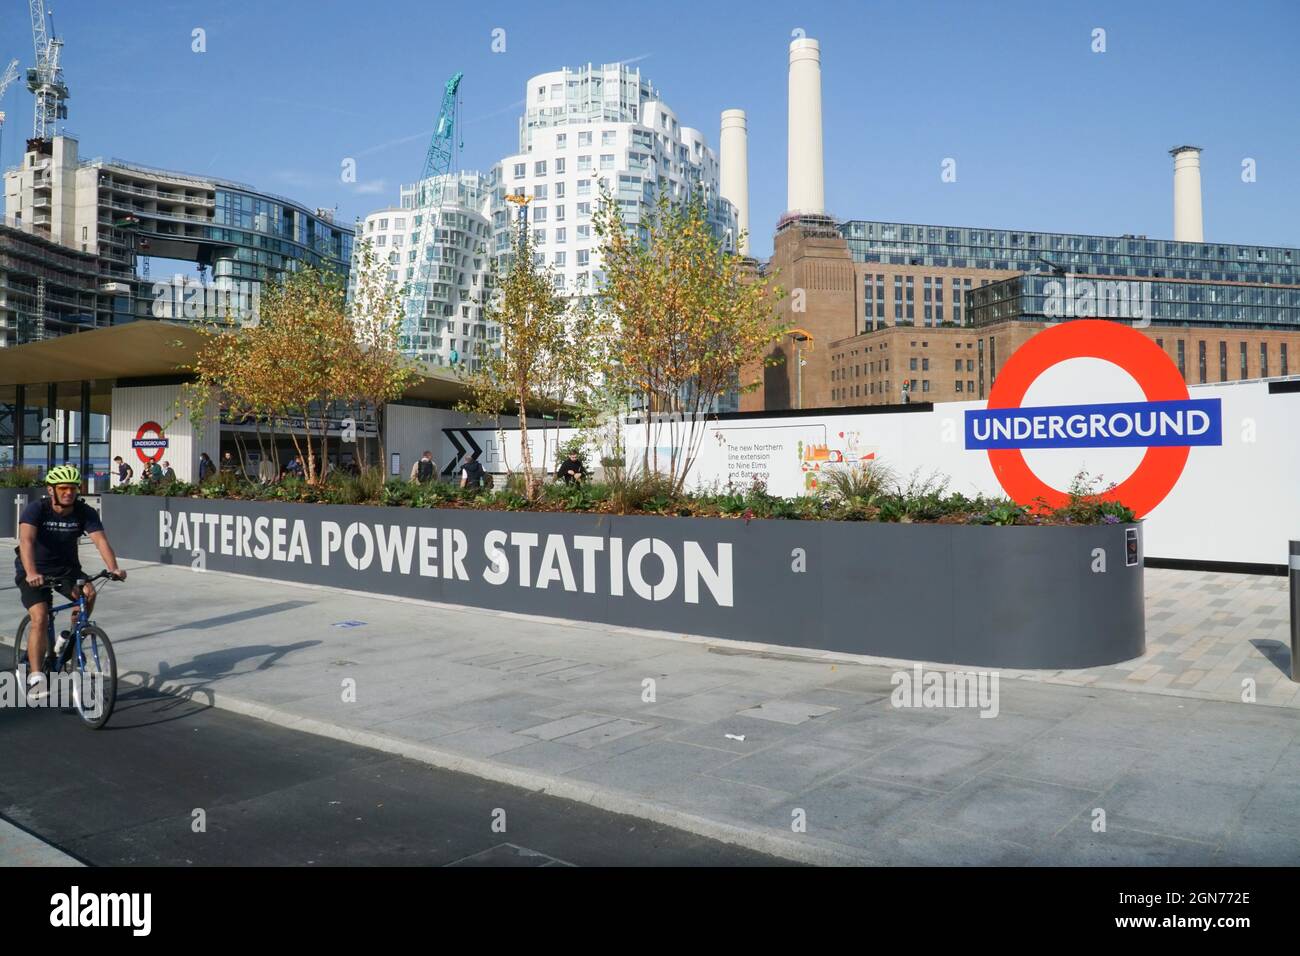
[461,460,486,487]
[14,497,103,577]
[557,459,587,483]
[416,458,435,482]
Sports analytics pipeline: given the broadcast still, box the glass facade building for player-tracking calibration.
[840,220,1300,284]
[841,220,1300,332]
[970,272,1300,330]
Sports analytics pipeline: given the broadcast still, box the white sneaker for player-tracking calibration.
[26,672,49,702]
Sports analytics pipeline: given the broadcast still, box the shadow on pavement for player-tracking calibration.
[1251,638,1293,678]
[115,601,317,644]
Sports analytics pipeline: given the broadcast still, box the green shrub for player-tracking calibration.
[0,467,41,488]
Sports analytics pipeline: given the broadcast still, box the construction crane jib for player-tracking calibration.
[403,71,465,352]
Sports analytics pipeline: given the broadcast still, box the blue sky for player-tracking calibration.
[2,0,1297,258]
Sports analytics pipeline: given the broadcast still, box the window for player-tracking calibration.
[578,155,592,172]
[955,380,963,393]
[1240,341,1248,379]
[577,249,590,266]
[577,225,591,240]
[532,206,547,222]
[555,204,565,221]
[909,358,918,371]
[554,182,565,198]
[556,133,567,149]
[534,160,547,176]
[600,154,615,170]
[602,130,616,146]
[1177,340,1186,377]
[578,131,592,146]
[577,202,591,216]
[922,358,929,371]
[379,218,389,230]
[577,180,591,197]
[555,227,566,243]
[1261,342,1269,378]
[533,184,548,200]
[554,251,566,266]
[555,158,566,175]
[1199,340,1207,383]
[533,229,546,244]
[955,359,963,372]
[513,163,526,179]
[1282,343,1289,376]
[1219,341,1228,381]
[922,380,930,393]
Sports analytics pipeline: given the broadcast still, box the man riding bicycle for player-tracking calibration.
[14,465,126,700]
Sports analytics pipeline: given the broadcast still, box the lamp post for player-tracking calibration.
[788,327,815,410]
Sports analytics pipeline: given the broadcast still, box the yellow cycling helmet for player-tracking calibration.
[46,464,81,485]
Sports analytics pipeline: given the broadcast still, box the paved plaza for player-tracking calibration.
[2,538,1298,865]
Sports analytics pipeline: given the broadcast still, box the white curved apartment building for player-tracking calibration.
[492,63,737,293]
[351,171,496,367]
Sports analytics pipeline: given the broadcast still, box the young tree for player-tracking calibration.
[344,240,421,472]
[183,266,357,485]
[457,216,569,497]
[592,185,788,492]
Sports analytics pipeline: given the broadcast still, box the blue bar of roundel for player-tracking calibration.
[965,398,1222,449]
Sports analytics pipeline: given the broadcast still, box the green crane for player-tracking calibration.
[404,71,464,356]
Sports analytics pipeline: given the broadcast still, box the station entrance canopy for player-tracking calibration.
[0,320,475,408]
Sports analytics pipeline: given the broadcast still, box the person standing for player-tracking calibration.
[197,452,215,482]
[147,459,164,483]
[415,450,436,484]
[161,460,176,482]
[113,455,134,487]
[220,451,237,476]
[459,452,487,489]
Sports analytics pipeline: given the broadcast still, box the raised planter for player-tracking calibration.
[100,494,1145,668]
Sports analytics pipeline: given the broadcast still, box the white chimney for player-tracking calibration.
[1170,145,1204,242]
[787,37,825,216]
[720,109,750,255]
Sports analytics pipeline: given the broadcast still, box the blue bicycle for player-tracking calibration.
[12,570,121,729]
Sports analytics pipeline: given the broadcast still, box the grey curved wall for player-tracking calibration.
[99,495,1145,669]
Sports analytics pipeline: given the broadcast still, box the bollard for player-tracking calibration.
[1291,541,1300,682]
[14,493,26,533]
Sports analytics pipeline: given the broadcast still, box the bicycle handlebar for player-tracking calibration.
[44,569,122,590]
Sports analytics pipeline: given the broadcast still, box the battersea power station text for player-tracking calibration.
[157,510,734,606]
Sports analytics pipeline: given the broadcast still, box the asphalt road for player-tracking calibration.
[0,661,786,867]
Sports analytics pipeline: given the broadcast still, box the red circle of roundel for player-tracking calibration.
[133,421,167,465]
[985,320,1189,518]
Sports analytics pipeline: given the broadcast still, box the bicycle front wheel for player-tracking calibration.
[12,613,33,677]
[73,625,117,730]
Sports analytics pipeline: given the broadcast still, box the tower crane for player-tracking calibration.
[403,71,463,356]
[26,0,69,141]
[0,59,19,161]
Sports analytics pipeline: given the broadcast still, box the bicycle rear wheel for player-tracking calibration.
[73,625,117,730]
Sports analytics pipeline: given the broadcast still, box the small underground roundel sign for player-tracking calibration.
[131,421,169,465]
[964,320,1222,518]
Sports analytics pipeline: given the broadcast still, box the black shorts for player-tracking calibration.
[14,570,83,610]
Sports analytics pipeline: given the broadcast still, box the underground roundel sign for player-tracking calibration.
[131,421,169,465]
[964,320,1222,518]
